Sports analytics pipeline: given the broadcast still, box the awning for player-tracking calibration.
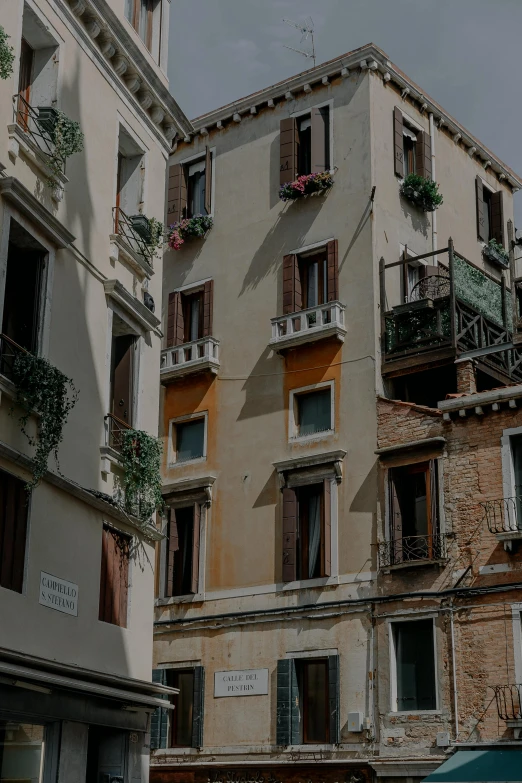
[423,750,522,783]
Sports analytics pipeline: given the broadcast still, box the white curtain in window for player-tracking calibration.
[308,493,321,578]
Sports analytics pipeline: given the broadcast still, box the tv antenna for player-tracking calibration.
[282,17,316,68]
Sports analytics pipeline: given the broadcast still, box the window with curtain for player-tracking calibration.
[296,483,324,580]
[402,126,417,177]
[393,619,436,711]
[296,388,332,437]
[186,158,207,218]
[299,253,328,308]
[388,461,439,564]
[125,0,156,51]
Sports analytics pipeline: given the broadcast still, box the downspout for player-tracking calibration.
[450,602,460,740]
[429,112,438,257]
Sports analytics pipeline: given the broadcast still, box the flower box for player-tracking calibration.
[130,214,151,241]
[36,106,59,136]
[400,173,443,212]
[167,215,213,251]
[483,240,509,269]
[279,171,333,202]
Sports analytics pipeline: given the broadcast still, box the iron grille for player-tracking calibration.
[378,533,446,569]
[481,496,522,535]
[112,207,154,264]
[494,685,522,721]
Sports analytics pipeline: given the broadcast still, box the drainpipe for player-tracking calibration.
[429,112,438,258]
[450,602,460,740]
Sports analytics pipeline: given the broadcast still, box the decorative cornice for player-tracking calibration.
[162,475,216,507]
[0,177,75,248]
[273,450,347,487]
[104,279,161,335]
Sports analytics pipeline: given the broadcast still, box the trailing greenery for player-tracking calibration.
[400,173,443,212]
[46,111,84,185]
[167,214,213,250]
[0,26,15,80]
[279,171,333,202]
[120,427,164,522]
[11,352,78,489]
[484,238,509,267]
[145,217,164,257]
[454,254,511,329]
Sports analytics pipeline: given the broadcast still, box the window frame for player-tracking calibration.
[105,306,142,432]
[177,148,216,219]
[297,657,330,744]
[168,411,208,467]
[510,603,522,685]
[501,425,522,502]
[289,381,335,442]
[388,615,439,714]
[125,0,161,53]
[290,98,334,174]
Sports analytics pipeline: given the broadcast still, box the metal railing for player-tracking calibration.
[13,94,63,170]
[409,274,450,302]
[481,496,522,535]
[378,533,445,569]
[105,413,133,453]
[494,685,522,721]
[270,301,346,343]
[161,336,220,374]
[0,333,29,383]
[112,207,154,264]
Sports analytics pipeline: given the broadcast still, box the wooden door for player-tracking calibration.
[17,39,34,130]
[111,335,134,425]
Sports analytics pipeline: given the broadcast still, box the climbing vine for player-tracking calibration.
[146,217,165,257]
[0,26,15,80]
[120,427,164,522]
[11,352,78,489]
[45,111,84,185]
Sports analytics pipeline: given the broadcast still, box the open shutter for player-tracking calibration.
[328,654,341,745]
[167,163,187,223]
[327,239,339,301]
[323,479,331,577]
[150,669,169,750]
[280,117,298,185]
[282,487,297,583]
[190,503,200,594]
[192,665,205,748]
[429,459,439,535]
[283,254,302,315]
[415,131,432,179]
[276,658,299,745]
[202,280,214,337]
[476,176,486,242]
[167,291,184,347]
[165,509,179,598]
[204,145,212,215]
[491,190,505,247]
[393,107,404,178]
[389,470,403,565]
[311,107,327,173]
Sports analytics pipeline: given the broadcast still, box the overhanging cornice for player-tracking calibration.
[0,177,75,248]
[104,279,161,335]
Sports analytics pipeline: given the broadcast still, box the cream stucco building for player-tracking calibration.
[0,1,190,782]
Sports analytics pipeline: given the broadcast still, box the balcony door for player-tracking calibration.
[111,334,135,426]
[17,38,34,130]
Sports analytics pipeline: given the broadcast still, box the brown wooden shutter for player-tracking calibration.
[389,471,403,564]
[99,526,109,621]
[326,239,339,301]
[191,503,201,594]
[167,163,187,223]
[0,470,28,594]
[415,131,432,179]
[99,526,129,627]
[204,145,212,215]
[280,117,298,186]
[282,487,297,583]
[166,509,179,598]
[283,254,302,314]
[202,280,214,337]
[393,107,404,178]
[311,107,327,173]
[322,479,331,577]
[118,534,129,628]
[491,190,505,247]
[476,176,486,242]
[166,291,184,347]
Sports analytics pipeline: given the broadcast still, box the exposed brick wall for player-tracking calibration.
[456,360,477,395]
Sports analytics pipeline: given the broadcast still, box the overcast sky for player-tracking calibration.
[168,0,522,223]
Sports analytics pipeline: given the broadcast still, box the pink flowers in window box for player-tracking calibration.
[279,171,333,202]
[167,214,213,251]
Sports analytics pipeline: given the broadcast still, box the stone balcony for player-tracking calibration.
[269,301,346,352]
[160,337,220,383]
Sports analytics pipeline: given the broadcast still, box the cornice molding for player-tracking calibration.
[104,279,161,335]
[0,177,75,248]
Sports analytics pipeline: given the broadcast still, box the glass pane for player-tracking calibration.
[308,489,322,579]
[0,722,45,783]
[307,262,318,308]
[190,298,200,342]
[302,661,328,742]
[512,435,522,529]
[297,389,331,436]
[176,419,205,462]
[188,171,207,217]
[170,670,195,746]
[394,620,436,711]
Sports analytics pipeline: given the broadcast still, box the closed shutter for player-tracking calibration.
[167,163,187,223]
[276,658,299,745]
[280,117,298,186]
[393,107,404,178]
[283,254,302,315]
[165,509,179,598]
[99,526,129,627]
[476,176,486,242]
[204,145,212,215]
[192,665,205,748]
[323,479,331,577]
[326,239,339,301]
[0,470,28,594]
[328,655,341,744]
[282,487,297,583]
[202,280,214,337]
[389,471,403,565]
[150,669,169,750]
[415,131,432,179]
[491,191,505,247]
[166,291,184,347]
[190,503,200,594]
[311,106,327,173]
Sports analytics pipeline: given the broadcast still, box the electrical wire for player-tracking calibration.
[216,353,375,382]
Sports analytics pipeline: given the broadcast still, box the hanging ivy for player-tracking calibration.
[120,428,164,523]
[11,352,78,489]
[0,26,15,80]
[46,111,84,186]
[145,217,164,257]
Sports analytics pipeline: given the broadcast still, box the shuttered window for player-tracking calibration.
[394,107,431,179]
[166,281,213,348]
[476,177,504,246]
[151,666,205,749]
[388,460,439,565]
[167,148,212,224]
[282,240,338,316]
[282,479,332,583]
[98,525,130,627]
[165,504,200,597]
[280,106,330,186]
[0,468,29,594]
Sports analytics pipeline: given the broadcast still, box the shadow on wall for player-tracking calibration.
[237,347,284,421]
[400,196,430,239]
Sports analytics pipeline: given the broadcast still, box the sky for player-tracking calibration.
[168,0,522,223]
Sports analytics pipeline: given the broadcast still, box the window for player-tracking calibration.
[109,315,137,435]
[294,387,332,438]
[297,659,329,743]
[166,281,213,348]
[171,416,206,464]
[0,468,29,594]
[115,127,145,224]
[167,148,213,223]
[393,108,431,180]
[282,241,338,317]
[392,619,437,711]
[125,0,161,53]
[300,252,327,308]
[280,105,331,186]
[165,504,200,596]
[510,434,522,527]
[167,669,195,746]
[15,6,59,133]
[0,722,45,782]
[183,290,204,343]
[98,525,130,627]
[476,176,504,246]
[402,127,417,177]
[186,159,207,218]
[388,461,440,565]
[276,656,339,745]
[151,666,205,749]
[282,479,331,583]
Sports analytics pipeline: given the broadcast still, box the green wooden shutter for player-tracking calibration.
[276,659,299,745]
[328,655,340,744]
[191,665,205,748]
[150,669,169,750]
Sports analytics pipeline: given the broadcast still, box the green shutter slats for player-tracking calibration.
[192,665,205,748]
[328,654,341,745]
[150,668,168,750]
[276,658,299,745]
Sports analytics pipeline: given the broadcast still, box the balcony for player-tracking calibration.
[160,337,220,383]
[111,207,155,277]
[0,333,29,405]
[481,496,522,549]
[269,301,346,352]
[494,685,522,737]
[100,413,132,475]
[378,533,446,570]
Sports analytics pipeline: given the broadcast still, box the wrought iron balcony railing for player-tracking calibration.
[0,333,29,384]
[112,207,154,264]
[104,413,133,453]
[494,685,522,721]
[13,94,63,170]
[378,533,446,569]
[408,273,450,302]
[481,496,522,535]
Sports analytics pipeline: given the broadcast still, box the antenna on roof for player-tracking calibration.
[282,17,316,68]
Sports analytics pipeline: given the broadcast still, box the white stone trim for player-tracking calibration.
[288,237,335,256]
[501,425,522,501]
[286,648,338,659]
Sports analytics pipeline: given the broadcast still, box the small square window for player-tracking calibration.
[174,418,206,463]
[296,388,332,437]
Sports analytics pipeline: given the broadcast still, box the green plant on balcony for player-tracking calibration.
[279,171,334,202]
[167,215,214,251]
[0,26,15,80]
[400,173,443,212]
[41,110,84,186]
[11,352,78,489]
[130,215,164,257]
[484,238,509,268]
[120,427,164,523]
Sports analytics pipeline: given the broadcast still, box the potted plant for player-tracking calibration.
[400,173,443,212]
[483,238,510,268]
[167,214,214,251]
[279,171,334,202]
[130,214,151,240]
[0,26,15,80]
[36,109,84,186]
[37,106,60,135]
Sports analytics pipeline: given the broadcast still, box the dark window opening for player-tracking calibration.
[175,418,205,462]
[298,114,312,176]
[17,38,34,129]
[0,468,29,594]
[167,669,195,747]
[390,364,457,409]
[182,290,204,343]
[296,388,332,437]
[475,367,504,394]
[296,107,330,177]
[299,253,327,308]
[186,158,207,218]
[110,324,135,428]
[483,185,493,242]
[296,483,325,580]
[403,130,417,177]
[393,619,436,711]
[389,462,438,563]
[296,658,329,743]
[166,506,195,597]
[86,727,127,782]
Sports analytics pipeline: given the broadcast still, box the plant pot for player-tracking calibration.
[483,243,509,269]
[129,214,151,242]
[37,106,59,136]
